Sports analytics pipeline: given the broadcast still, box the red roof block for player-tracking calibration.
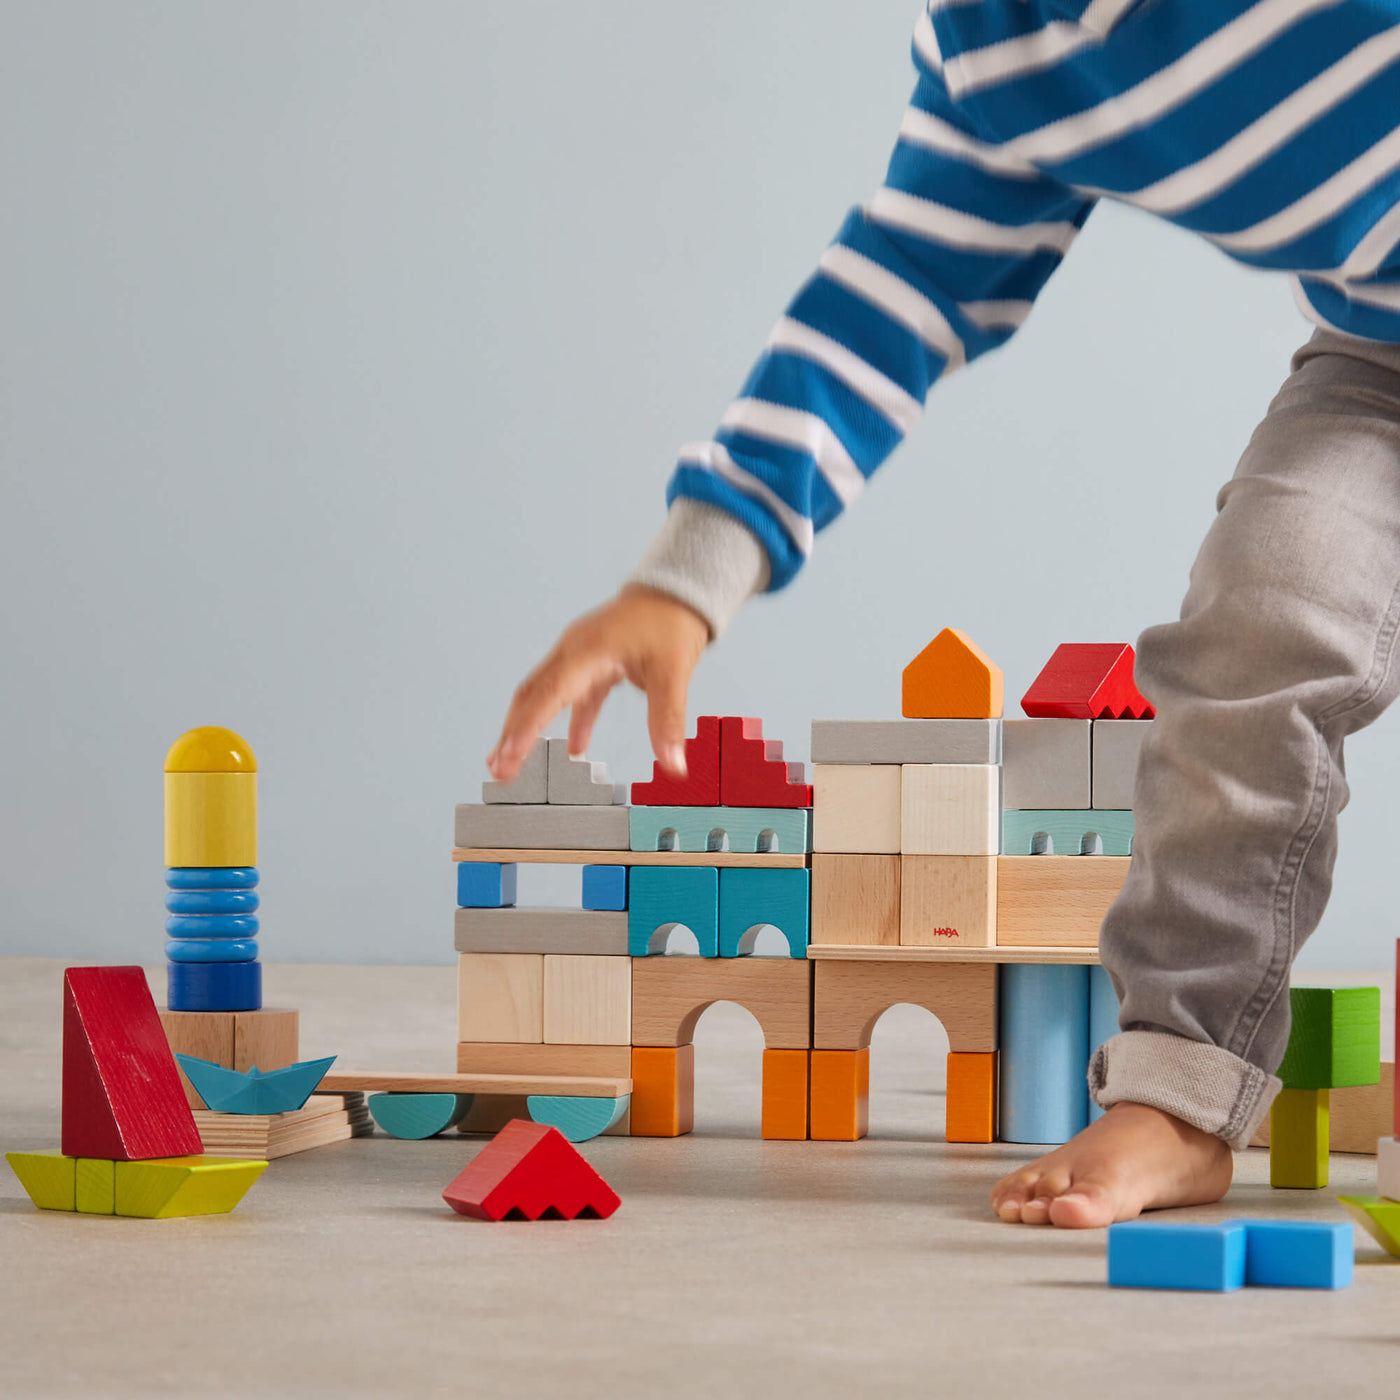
[62,966,203,1161]
[442,1119,621,1221]
[719,717,811,808]
[1021,643,1155,720]
[630,715,721,806]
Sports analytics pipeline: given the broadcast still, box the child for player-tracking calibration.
[488,0,1400,1227]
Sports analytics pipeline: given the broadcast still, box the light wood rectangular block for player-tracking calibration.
[814,958,997,1052]
[807,943,1101,964]
[812,765,901,853]
[900,855,996,948]
[234,1009,299,1075]
[543,954,632,1046]
[159,1009,236,1109]
[811,854,900,946]
[995,856,1130,946]
[320,1069,630,1097]
[456,952,544,1043]
[630,956,812,1049]
[456,1042,633,1078]
[160,1007,298,1109]
[900,764,999,855]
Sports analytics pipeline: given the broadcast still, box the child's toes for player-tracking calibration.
[990,1169,1041,1221]
[1046,1182,1123,1229]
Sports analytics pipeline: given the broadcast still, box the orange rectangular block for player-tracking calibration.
[629,1045,695,1137]
[945,1051,997,1143]
[810,1048,869,1141]
[761,1049,810,1140]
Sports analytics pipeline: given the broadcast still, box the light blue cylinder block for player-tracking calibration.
[166,867,259,890]
[165,888,260,916]
[164,913,260,939]
[166,938,259,963]
[999,963,1091,1144]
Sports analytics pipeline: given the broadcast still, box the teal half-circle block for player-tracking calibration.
[1001,809,1134,856]
[526,1094,630,1142]
[368,1093,474,1139]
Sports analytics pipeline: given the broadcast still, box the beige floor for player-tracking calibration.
[2,957,1396,1399]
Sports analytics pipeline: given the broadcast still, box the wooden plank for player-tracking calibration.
[996,856,1129,946]
[810,854,900,947]
[900,854,996,948]
[630,956,812,1049]
[808,943,1101,964]
[814,958,997,1052]
[900,764,1000,855]
[543,954,632,1046]
[319,1070,632,1097]
[456,953,544,1044]
[456,1042,633,1078]
[453,847,807,869]
[812,765,902,854]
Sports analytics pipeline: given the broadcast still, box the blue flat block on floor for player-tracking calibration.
[1001,809,1134,856]
[582,865,628,911]
[1242,1220,1353,1289]
[526,1094,630,1142]
[998,963,1090,1144]
[1087,964,1120,1124]
[1108,1221,1246,1291]
[457,861,518,908]
[167,958,261,1012]
[718,867,810,958]
[628,866,719,956]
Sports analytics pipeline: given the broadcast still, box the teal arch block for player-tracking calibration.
[368,1093,474,1139]
[1002,809,1134,856]
[1087,964,1121,1124]
[629,806,811,854]
[999,963,1090,1144]
[628,867,719,956]
[718,868,810,958]
[526,1094,630,1142]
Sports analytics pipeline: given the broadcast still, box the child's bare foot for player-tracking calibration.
[989,1102,1233,1228]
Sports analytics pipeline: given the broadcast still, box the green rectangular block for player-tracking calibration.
[1278,987,1381,1090]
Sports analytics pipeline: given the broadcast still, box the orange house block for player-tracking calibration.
[630,1045,694,1137]
[945,1051,997,1143]
[810,1048,870,1141]
[902,628,1004,719]
[761,1049,810,1141]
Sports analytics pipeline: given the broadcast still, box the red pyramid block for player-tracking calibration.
[1021,643,1155,720]
[719,717,811,808]
[630,715,721,806]
[62,966,202,1161]
[442,1119,621,1221]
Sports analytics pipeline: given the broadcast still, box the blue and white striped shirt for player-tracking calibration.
[669,0,1400,589]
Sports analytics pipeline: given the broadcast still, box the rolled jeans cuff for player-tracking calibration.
[1089,1029,1281,1151]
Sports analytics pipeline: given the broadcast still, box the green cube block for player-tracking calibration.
[1277,987,1381,1090]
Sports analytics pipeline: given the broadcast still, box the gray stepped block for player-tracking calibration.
[810,719,1001,765]
[482,738,548,804]
[629,805,811,854]
[546,738,626,805]
[1001,809,1135,856]
[1002,719,1091,810]
[454,907,629,956]
[455,803,630,851]
[1092,720,1152,809]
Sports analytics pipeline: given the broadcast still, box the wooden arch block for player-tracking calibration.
[902,629,1003,719]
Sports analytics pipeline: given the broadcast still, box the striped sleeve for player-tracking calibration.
[668,63,1097,590]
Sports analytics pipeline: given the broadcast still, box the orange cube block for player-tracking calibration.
[761,1049,810,1140]
[810,1048,869,1141]
[945,1051,997,1143]
[629,1045,694,1137]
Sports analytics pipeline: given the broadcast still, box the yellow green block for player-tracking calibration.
[75,1158,116,1214]
[113,1155,267,1218]
[1270,1087,1329,1189]
[5,1152,77,1211]
[1337,1196,1400,1258]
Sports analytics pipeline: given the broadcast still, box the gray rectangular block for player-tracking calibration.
[454,803,630,851]
[1002,719,1091,810]
[546,738,626,805]
[809,719,1001,765]
[482,738,548,804]
[454,907,629,956]
[1092,720,1152,810]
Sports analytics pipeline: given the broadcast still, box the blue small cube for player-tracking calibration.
[457,862,518,908]
[1242,1220,1353,1289]
[1107,1221,1246,1292]
[582,864,628,911]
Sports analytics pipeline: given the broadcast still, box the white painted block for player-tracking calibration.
[1380,1136,1400,1200]
[813,764,902,853]
[1092,720,1152,810]
[900,764,1000,855]
[1002,719,1091,809]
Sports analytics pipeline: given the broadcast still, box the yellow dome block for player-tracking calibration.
[165,772,257,866]
[165,726,258,773]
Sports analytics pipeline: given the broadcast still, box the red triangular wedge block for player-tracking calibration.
[62,966,203,1161]
[718,716,811,807]
[630,715,721,806]
[442,1119,621,1221]
[1020,643,1155,720]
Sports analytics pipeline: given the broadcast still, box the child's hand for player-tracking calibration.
[487,584,709,784]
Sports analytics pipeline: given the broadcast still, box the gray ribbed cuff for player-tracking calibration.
[1089,1029,1282,1151]
[627,498,771,640]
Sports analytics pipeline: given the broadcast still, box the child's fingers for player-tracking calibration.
[566,677,614,759]
[488,660,578,780]
[644,662,692,778]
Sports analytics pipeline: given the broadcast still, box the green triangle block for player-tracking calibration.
[5,1152,76,1212]
[1336,1196,1400,1258]
[113,1155,267,1218]
[1278,987,1381,1090]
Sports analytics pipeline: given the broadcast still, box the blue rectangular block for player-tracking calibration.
[582,865,628,911]
[457,862,518,908]
[1107,1221,1246,1292]
[1242,1220,1353,1289]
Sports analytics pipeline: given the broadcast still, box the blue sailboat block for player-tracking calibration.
[176,1054,338,1115]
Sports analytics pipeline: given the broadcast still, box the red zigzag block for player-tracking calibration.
[719,716,812,808]
[630,715,721,806]
[1020,643,1155,720]
[442,1119,621,1221]
[62,966,203,1161]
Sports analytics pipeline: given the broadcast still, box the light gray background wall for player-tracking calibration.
[2,2,1392,969]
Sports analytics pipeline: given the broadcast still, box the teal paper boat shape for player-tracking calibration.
[177,1054,338,1115]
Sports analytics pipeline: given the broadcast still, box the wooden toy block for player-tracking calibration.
[1278,986,1381,1090]
[191,1093,373,1159]
[1021,642,1154,720]
[233,1008,300,1076]
[160,1008,237,1108]
[761,1049,810,1139]
[457,861,519,908]
[526,1095,630,1141]
[629,1045,695,1136]
[1242,1220,1353,1288]
[321,1069,631,1097]
[1107,1221,1245,1291]
[998,962,1090,1144]
[543,954,632,1046]
[454,804,629,851]
[1380,1135,1399,1198]
[1001,719,1091,810]
[996,857,1130,947]
[1088,964,1120,1123]
[813,959,996,1052]
[454,846,806,869]
[629,805,810,855]
[167,959,261,1013]
[581,864,628,910]
[442,1120,622,1221]
[1270,1087,1330,1188]
[546,738,626,805]
[631,956,813,1048]
[1091,719,1151,809]
[631,715,721,806]
[75,1157,115,1214]
[810,719,1001,765]
[902,628,1003,719]
[628,866,720,957]
[454,907,630,956]
[900,855,996,948]
[112,1155,267,1218]
[456,953,544,1044]
[457,1042,633,1077]
[812,764,901,853]
[719,716,812,807]
[1001,808,1134,855]
[4,1152,77,1211]
[368,1093,474,1139]
[900,764,999,855]
[160,1007,298,1109]
[811,854,900,946]
[810,943,1100,965]
[1250,1062,1393,1154]
[63,966,202,1162]
[164,726,258,867]
[459,1095,533,1136]
[809,1049,869,1140]
[945,1052,996,1142]
[718,867,810,958]
[1336,1196,1400,1256]
[482,737,547,803]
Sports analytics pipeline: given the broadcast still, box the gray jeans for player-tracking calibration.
[1090,329,1400,1150]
